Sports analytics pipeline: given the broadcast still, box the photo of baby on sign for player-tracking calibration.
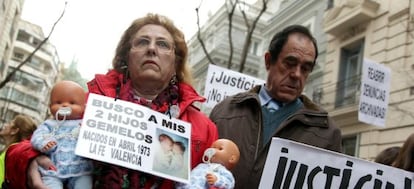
[153,129,189,179]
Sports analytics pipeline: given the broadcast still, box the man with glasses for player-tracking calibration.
[209,25,342,189]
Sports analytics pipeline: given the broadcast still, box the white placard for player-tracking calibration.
[358,58,391,127]
[259,138,413,189]
[75,93,191,183]
[203,64,265,108]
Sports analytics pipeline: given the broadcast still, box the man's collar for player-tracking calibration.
[259,84,284,110]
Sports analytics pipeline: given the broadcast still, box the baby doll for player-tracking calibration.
[30,80,93,189]
[177,138,240,189]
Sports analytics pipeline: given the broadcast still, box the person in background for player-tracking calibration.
[392,133,414,172]
[209,25,342,188]
[30,80,93,189]
[374,146,401,166]
[0,115,37,186]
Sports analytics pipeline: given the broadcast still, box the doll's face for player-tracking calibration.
[209,139,240,170]
[50,81,86,120]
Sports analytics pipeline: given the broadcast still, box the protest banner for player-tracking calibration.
[75,93,191,184]
[358,58,391,127]
[259,138,414,189]
[203,64,265,108]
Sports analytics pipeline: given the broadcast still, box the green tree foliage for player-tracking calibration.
[61,59,88,90]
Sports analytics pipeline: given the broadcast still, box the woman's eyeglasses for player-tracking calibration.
[131,37,174,54]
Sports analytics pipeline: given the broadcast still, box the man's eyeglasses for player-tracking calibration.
[131,38,174,54]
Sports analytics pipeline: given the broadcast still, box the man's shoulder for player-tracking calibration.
[300,95,327,113]
[213,91,254,110]
[210,91,259,119]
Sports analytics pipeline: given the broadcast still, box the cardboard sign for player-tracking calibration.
[75,93,191,183]
[358,59,391,127]
[259,138,414,189]
[203,64,265,108]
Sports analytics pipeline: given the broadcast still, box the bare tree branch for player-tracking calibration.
[226,0,238,69]
[239,1,250,29]
[0,2,67,89]
[195,5,215,65]
[239,0,268,73]
[195,0,268,73]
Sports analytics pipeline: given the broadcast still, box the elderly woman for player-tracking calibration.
[6,13,218,189]
[87,13,218,188]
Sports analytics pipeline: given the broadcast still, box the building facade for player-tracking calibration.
[190,0,414,160]
[0,0,24,81]
[0,20,60,124]
[323,0,414,159]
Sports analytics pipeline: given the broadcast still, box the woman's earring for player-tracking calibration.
[167,74,180,118]
[169,74,178,85]
[120,61,128,84]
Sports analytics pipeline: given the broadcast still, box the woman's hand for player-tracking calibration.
[27,155,55,189]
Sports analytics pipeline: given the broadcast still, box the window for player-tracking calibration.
[7,88,40,109]
[10,89,24,102]
[21,74,45,92]
[327,0,334,10]
[249,41,259,55]
[342,135,359,157]
[8,68,22,82]
[0,57,5,73]
[206,30,215,49]
[335,39,364,108]
[32,38,41,47]
[302,17,315,34]
[0,44,9,73]
[16,30,30,43]
[7,69,46,93]
[30,57,42,70]
[25,95,39,108]
[1,0,6,15]
[13,52,24,61]
[0,87,10,98]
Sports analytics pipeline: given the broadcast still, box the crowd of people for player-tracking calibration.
[0,12,412,189]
